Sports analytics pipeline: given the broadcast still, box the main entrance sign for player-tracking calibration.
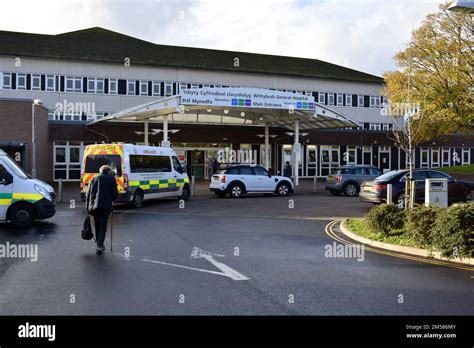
[180,87,315,111]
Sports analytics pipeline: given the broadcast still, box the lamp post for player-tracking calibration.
[31,99,43,179]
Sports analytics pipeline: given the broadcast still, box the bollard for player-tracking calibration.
[313,175,317,193]
[386,184,392,204]
[58,178,63,203]
[191,175,196,196]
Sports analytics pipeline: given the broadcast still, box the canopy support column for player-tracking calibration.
[144,119,149,146]
[264,124,270,171]
[163,115,169,144]
[294,120,299,186]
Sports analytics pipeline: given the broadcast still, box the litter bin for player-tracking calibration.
[425,178,448,208]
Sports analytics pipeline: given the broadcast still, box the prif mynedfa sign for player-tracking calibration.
[180,87,315,110]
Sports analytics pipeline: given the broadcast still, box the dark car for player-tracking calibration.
[359,169,474,208]
[325,165,383,197]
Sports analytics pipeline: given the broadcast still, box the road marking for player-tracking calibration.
[190,247,250,281]
[325,220,474,272]
[114,247,250,281]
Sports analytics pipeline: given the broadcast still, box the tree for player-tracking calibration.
[383,2,474,142]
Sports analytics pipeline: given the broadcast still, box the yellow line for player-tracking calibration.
[325,220,474,272]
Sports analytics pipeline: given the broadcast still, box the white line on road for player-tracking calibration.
[113,247,250,281]
[190,247,250,281]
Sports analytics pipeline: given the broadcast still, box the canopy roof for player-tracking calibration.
[88,88,358,131]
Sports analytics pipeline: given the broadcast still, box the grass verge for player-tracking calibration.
[435,164,474,174]
[345,218,419,248]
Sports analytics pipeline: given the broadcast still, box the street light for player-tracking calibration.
[447,1,474,13]
[31,99,43,179]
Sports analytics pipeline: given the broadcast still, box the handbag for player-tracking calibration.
[81,215,94,240]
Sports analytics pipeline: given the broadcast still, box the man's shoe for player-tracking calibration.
[96,245,105,254]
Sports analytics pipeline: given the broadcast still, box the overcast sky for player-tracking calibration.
[2,0,442,76]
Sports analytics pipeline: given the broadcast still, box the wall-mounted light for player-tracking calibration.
[240,112,245,117]
[223,109,229,115]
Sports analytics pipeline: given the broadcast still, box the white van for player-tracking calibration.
[81,144,190,208]
[0,150,56,227]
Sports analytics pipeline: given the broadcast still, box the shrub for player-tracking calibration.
[431,203,474,259]
[365,204,404,235]
[405,205,440,247]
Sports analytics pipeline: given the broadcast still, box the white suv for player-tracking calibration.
[210,165,294,198]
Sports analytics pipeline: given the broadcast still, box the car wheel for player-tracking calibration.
[396,193,405,209]
[214,191,226,198]
[9,203,36,228]
[132,190,144,209]
[277,182,291,196]
[330,189,341,196]
[343,183,359,197]
[179,185,191,201]
[229,183,244,198]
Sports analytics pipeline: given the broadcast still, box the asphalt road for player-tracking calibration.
[0,189,472,315]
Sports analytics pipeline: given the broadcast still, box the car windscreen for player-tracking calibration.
[85,154,122,177]
[1,155,28,180]
[375,170,402,182]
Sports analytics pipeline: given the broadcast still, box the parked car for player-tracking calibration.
[325,165,383,197]
[210,164,294,198]
[359,169,474,208]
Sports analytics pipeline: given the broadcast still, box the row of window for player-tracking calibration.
[1,71,383,108]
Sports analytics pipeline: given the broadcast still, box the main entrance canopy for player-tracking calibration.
[88,87,358,185]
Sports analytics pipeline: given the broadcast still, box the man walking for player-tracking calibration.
[283,161,292,178]
[86,165,118,254]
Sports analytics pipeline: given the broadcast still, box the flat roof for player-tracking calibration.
[0,27,383,84]
[88,88,359,131]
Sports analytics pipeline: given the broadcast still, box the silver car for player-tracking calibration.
[325,165,382,197]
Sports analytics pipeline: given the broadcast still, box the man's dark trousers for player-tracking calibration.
[92,209,110,247]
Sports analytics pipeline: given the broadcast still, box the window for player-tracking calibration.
[239,166,254,175]
[164,82,173,96]
[370,96,378,108]
[2,73,12,89]
[357,95,364,107]
[0,164,12,183]
[85,154,122,176]
[88,78,104,94]
[17,73,26,90]
[130,155,171,173]
[382,123,390,131]
[127,80,136,95]
[462,148,470,165]
[254,166,269,176]
[318,92,325,104]
[421,147,429,168]
[354,167,367,175]
[370,123,381,131]
[336,93,343,106]
[172,156,184,172]
[428,171,450,180]
[140,81,148,96]
[152,81,160,96]
[191,83,199,89]
[346,94,352,107]
[65,76,82,93]
[224,167,239,175]
[305,90,312,96]
[179,82,188,92]
[46,75,55,91]
[328,93,335,105]
[31,74,41,90]
[109,79,118,95]
[368,168,382,176]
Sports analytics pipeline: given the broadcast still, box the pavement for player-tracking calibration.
[0,180,472,315]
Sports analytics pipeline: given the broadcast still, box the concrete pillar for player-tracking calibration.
[294,120,299,186]
[144,119,149,146]
[163,115,169,142]
[264,124,270,170]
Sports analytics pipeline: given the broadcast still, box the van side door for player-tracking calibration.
[0,163,14,220]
